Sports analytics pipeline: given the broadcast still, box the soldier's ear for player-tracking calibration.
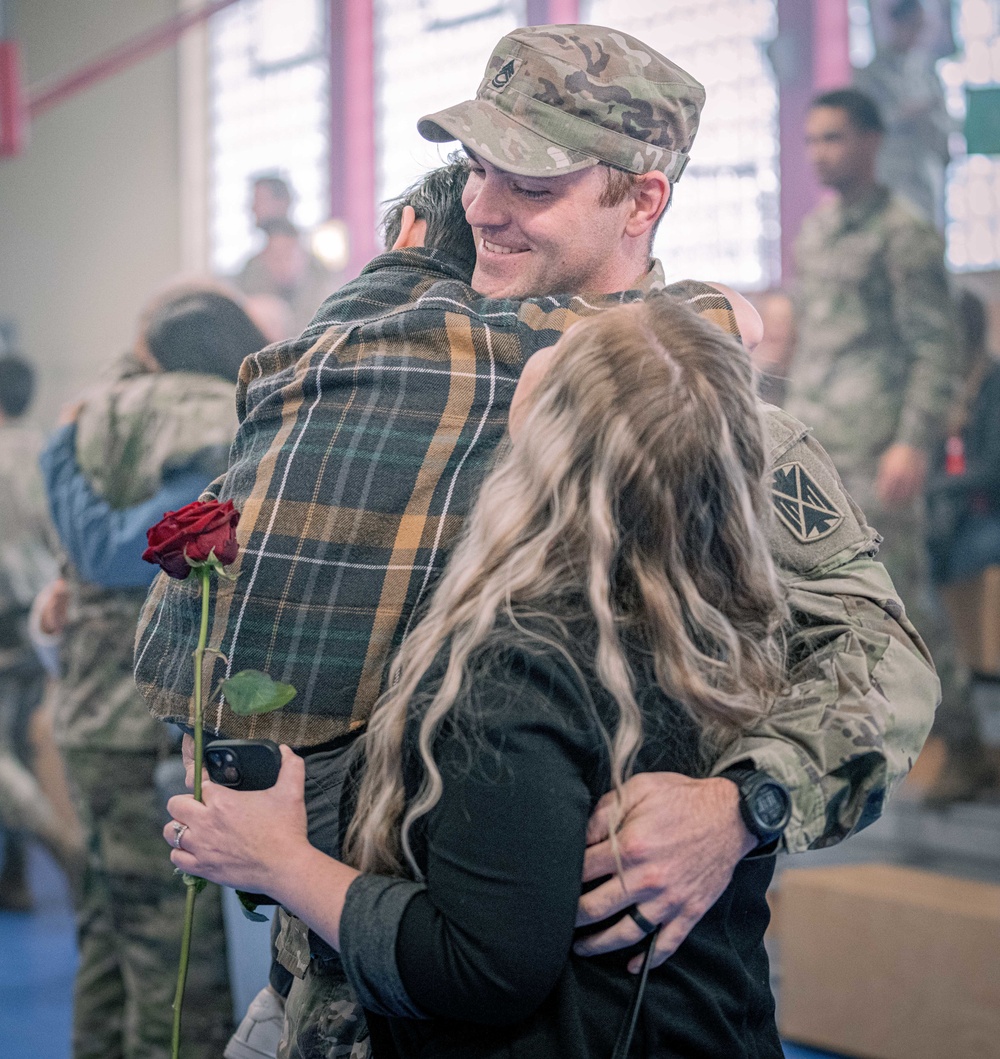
[392,206,429,250]
[623,172,670,240]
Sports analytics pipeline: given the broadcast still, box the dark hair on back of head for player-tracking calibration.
[252,174,292,202]
[0,355,35,418]
[812,88,885,134]
[889,0,923,22]
[144,291,268,385]
[380,156,477,278]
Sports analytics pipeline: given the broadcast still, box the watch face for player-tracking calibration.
[753,781,790,831]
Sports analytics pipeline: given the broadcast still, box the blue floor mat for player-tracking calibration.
[0,844,852,1059]
[0,846,76,1059]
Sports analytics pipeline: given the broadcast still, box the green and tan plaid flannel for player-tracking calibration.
[134,250,724,745]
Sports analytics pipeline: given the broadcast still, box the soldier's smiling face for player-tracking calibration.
[461,151,641,300]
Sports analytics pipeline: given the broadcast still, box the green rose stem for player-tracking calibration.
[172,564,212,1059]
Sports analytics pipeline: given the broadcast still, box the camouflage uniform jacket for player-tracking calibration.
[134,248,939,852]
[0,424,59,624]
[785,185,957,509]
[56,365,237,752]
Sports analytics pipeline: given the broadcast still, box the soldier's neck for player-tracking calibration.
[836,175,878,209]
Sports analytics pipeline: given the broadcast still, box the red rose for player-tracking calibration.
[143,500,241,580]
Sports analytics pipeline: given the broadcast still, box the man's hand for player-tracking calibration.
[37,578,69,636]
[574,772,757,972]
[876,443,928,508]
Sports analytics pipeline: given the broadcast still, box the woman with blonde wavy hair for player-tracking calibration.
[170,294,789,1059]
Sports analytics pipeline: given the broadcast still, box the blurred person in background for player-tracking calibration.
[749,290,796,406]
[925,289,1000,799]
[249,173,294,229]
[38,284,267,1059]
[235,174,340,336]
[785,87,962,782]
[854,0,952,230]
[0,353,78,910]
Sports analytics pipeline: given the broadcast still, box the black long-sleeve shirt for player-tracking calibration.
[340,625,782,1059]
[927,362,1000,505]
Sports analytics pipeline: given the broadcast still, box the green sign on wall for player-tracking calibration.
[965,86,1000,156]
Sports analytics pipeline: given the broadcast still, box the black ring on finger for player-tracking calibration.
[626,904,658,936]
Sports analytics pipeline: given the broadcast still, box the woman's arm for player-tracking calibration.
[382,678,595,1025]
[167,652,598,1026]
[39,423,212,588]
[166,746,359,933]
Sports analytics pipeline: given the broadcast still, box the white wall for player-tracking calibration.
[0,0,183,428]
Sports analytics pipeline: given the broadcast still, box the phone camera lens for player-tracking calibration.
[223,764,241,785]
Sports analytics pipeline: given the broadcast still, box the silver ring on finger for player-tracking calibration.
[172,821,189,851]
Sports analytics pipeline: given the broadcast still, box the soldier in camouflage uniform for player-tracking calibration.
[40,287,268,1059]
[853,0,951,230]
[784,88,971,788]
[0,354,74,909]
[145,28,938,1059]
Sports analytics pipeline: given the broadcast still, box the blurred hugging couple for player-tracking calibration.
[128,24,936,1059]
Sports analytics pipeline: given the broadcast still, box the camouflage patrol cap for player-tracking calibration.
[418,24,704,181]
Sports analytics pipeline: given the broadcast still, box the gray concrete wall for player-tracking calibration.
[0,0,183,428]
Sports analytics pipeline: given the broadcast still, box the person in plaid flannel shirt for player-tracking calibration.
[144,25,939,1058]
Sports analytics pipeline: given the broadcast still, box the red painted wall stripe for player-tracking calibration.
[0,39,26,157]
[328,0,377,280]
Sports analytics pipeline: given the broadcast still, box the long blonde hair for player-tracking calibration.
[345,296,788,877]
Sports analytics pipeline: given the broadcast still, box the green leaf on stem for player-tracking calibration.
[221,670,297,715]
[236,890,270,922]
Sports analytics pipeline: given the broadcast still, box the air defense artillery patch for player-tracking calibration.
[771,462,844,542]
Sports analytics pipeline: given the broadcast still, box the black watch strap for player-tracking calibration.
[719,765,791,846]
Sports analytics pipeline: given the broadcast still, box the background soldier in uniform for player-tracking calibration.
[0,353,76,910]
[39,287,268,1059]
[785,88,972,795]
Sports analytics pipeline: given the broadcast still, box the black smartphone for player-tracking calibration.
[204,739,282,790]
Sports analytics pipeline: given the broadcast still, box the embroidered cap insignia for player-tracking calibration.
[491,59,516,90]
[771,462,844,543]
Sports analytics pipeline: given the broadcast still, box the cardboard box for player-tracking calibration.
[777,863,1000,1059]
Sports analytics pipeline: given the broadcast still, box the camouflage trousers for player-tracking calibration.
[278,940,370,1059]
[64,748,233,1059]
[267,737,371,1058]
[852,490,975,751]
[0,651,60,846]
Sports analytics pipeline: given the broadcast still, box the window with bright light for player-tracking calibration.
[940,0,1000,271]
[208,0,330,275]
[581,0,782,291]
[374,0,525,217]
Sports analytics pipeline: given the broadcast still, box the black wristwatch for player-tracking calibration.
[719,765,791,848]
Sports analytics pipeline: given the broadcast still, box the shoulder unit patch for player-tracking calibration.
[771,462,844,543]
